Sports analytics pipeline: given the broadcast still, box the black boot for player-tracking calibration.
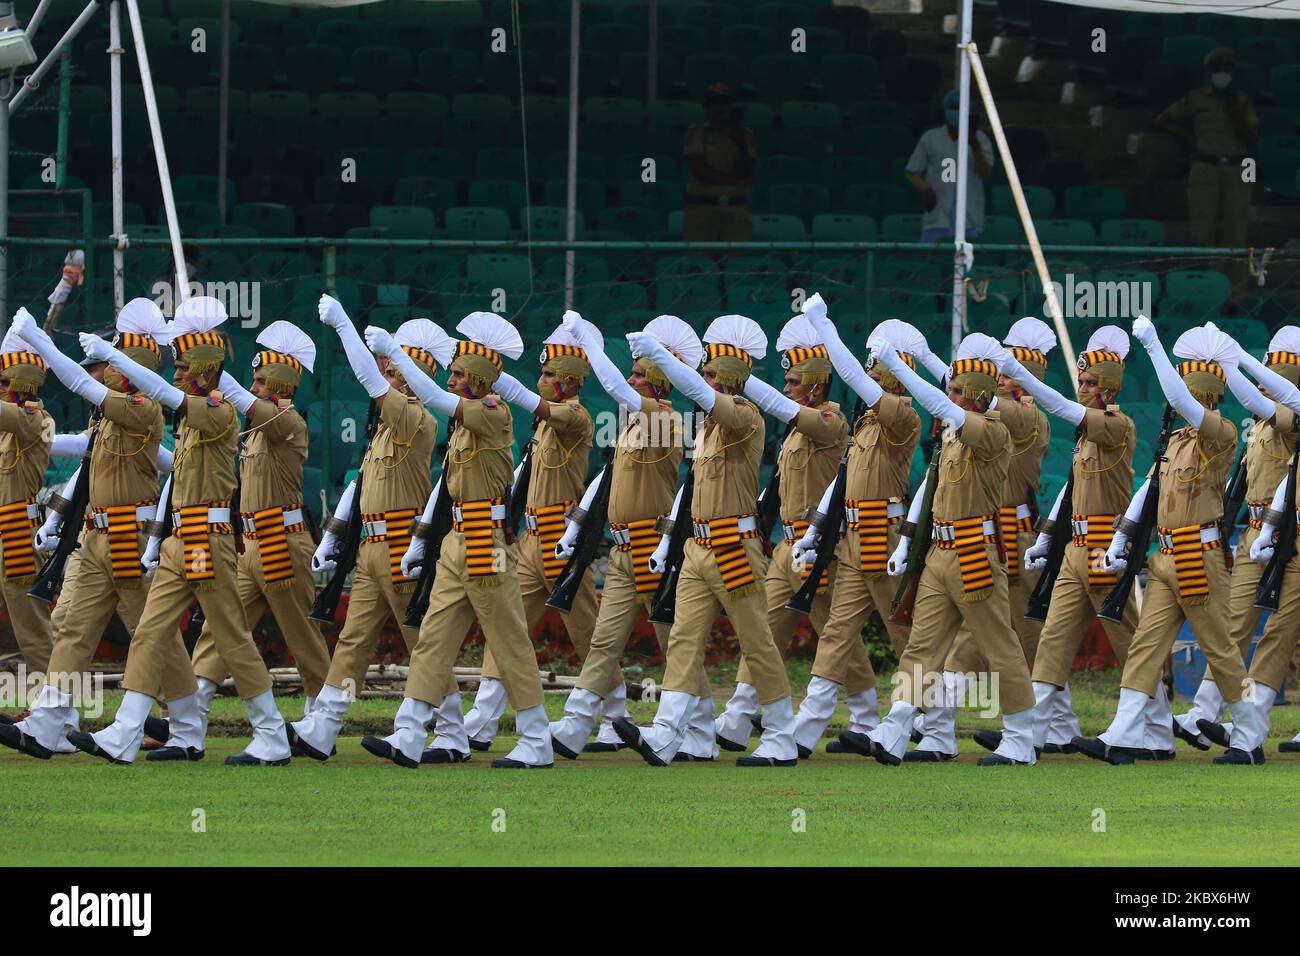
[421,748,470,764]
[145,745,204,762]
[0,722,53,760]
[903,748,956,762]
[836,730,876,759]
[67,731,130,765]
[1195,719,1231,749]
[144,715,171,745]
[1172,718,1210,751]
[973,729,1002,752]
[612,717,666,767]
[1213,746,1265,765]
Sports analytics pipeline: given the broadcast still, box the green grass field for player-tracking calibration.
[4,664,1298,866]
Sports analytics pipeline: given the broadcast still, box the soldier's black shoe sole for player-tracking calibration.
[910,728,923,745]
[1195,719,1232,749]
[1071,736,1138,765]
[673,752,716,762]
[582,740,624,753]
[468,739,492,752]
[145,745,204,762]
[286,724,333,761]
[1041,742,1078,755]
[0,722,53,759]
[1172,719,1211,750]
[977,754,1032,766]
[825,739,850,753]
[736,754,797,766]
[1279,740,1300,753]
[144,715,170,745]
[973,730,1002,752]
[1214,746,1265,765]
[67,731,130,764]
[552,736,581,760]
[716,733,748,752]
[361,736,395,760]
[612,717,666,767]
[490,758,553,769]
[225,752,290,766]
[836,730,876,759]
[903,749,957,762]
[421,748,470,764]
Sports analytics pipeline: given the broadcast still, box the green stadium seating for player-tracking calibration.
[821,55,882,103]
[843,122,912,160]
[597,207,661,238]
[753,55,812,105]
[991,184,1053,218]
[285,45,348,90]
[386,92,451,125]
[655,256,714,280]
[318,92,381,126]
[1099,219,1166,246]
[1270,66,1300,110]
[417,49,479,95]
[393,177,458,216]
[1160,35,1219,67]
[467,180,528,223]
[1062,186,1126,226]
[843,183,909,217]
[172,201,221,232]
[658,276,721,313]
[578,282,649,313]
[727,255,788,281]
[1164,270,1231,306]
[369,205,436,238]
[232,202,296,235]
[764,182,830,217]
[1258,135,1300,196]
[811,214,877,242]
[1035,219,1097,246]
[541,152,608,182]
[1238,36,1296,70]
[527,206,585,238]
[880,213,922,241]
[466,253,532,289]
[752,213,807,241]
[176,175,236,208]
[316,19,375,48]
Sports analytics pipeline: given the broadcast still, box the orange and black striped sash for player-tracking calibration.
[527,501,572,580]
[175,501,232,586]
[612,516,664,602]
[1070,513,1118,588]
[933,515,997,600]
[453,497,507,579]
[997,505,1036,579]
[0,497,37,581]
[97,504,151,585]
[1158,523,1221,604]
[783,519,829,588]
[363,507,420,592]
[846,498,898,576]
[694,514,759,592]
[247,504,306,592]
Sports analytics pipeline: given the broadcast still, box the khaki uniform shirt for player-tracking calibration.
[1156,408,1238,529]
[173,392,239,507]
[845,393,920,503]
[0,399,51,503]
[691,393,764,522]
[998,395,1050,507]
[683,123,756,200]
[778,401,848,522]
[932,406,1010,523]
[1244,403,1298,505]
[90,391,164,509]
[447,394,514,504]
[359,388,438,516]
[608,396,684,526]
[525,398,593,509]
[239,396,309,512]
[1072,406,1136,517]
[1162,87,1258,158]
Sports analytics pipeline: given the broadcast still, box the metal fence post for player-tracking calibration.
[320,243,336,507]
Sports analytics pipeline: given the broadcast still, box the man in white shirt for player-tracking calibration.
[904,89,995,243]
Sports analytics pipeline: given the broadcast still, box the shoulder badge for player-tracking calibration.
[206,394,221,407]
[821,409,835,421]
[483,396,498,410]
[129,394,144,407]
[733,395,747,405]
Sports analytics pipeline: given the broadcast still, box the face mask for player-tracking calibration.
[1210,72,1232,90]
[945,108,960,126]
[103,367,127,393]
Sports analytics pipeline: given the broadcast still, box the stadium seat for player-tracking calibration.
[753,54,812,105]
[1099,219,1166,246]
[821,156,886,192]
[752,213,807,241]
[249,90,312,122]
[316,18,376,48]
[597,207,661,238]
[980,215,1025,244]
[655,256,714,280]
[543,179,607,221]
[284,45,348,91]
[475,146,528,181]
[466,254,532,289]
[393,177,458,216]
[843,123,912,161]
[303,203,368,236]
[1270,66,1300,110]
[843,183,910,217]
[417,49,480,96]
[369,205,436,238]
[764,182,831,218]
[386,92,451,126]
[821,55,882,103]
[682,53,746,97]
[527,206,585,238]
[881,56,943,105]
[658,276,722,313]
[646,100,706,149]
[231,202,296,235]
[1258,135,1300,196]
[579,281,649,313]
[726,255,788,282]
[992,184,1054,218]
[1160,35,1219,67]
[541,152,607,182]
[584,97,646,154]
[172,201,221,232]
[1062,186,1126,226]
[1035,219,1097,246]
[880,213,923,242]
[811,214,878,241]
[467,180,528,223]
[760,155,819,187]
[1238,36,1296,70]
[1164,270,1232,307]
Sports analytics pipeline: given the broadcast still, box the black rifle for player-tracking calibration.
[401,435,456,629]
[1024,426,1082,623]
[29,409,102,603]
[756,424,788,549]
[547,448,615,613]
[1099,402,1177,624]
[1254,443,1299,611]
[310,400,381,623]
[648,467,695,625]
[889,434,940,626]
[505,416,539,540]
[1219,440,1249,571]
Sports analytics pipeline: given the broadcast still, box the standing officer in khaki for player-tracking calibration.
[714,308,860,755]
[367,311,554,769]
[288,299,447,761]
[682,83,756,244]
[617,314,800,767]
[920,318,1054,759]
[2,304,193,759]
[1173,326,1300,749]
[0,327,54,674]
[1156,47,1257,294]
[460,321,598,750]
[180,321,332,741]
[846,332,1038,766]
[69,296,291,766]
[1077,321,1267,765]
[980,326,1140,755]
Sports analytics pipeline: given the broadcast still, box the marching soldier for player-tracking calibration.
[288,299,449,761]
[844,331,1038,766]
[1172,326,1300,749]
[1076,321,1267,765]
[363,312,554,769]
[1,304,194,759]
[459,320,600,751]
[617,314,800,767]
[710,311,851,753]
[175,322,333,744]
[546,313,701,758]
[979,326,1140,755]
[0,325,55,676]
[67,296,291,765]
[916,317,1053,759]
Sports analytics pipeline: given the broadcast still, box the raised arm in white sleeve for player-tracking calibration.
[627,331,715,413]
[363,325,460,417]
[1133,317,1204,429]
[14,311,109,406]
[79,335,184,410]
[997,353,1086,426]
[874,337,966,430]
[156,445,174,474]
[743,374,801,423]
[917,347,951,383]
[570,314,640,410]
[1222,361,1274,422]
[1238,348,1300,418]
[218,371,257,415]
[802,297,884,408]
[319,295,388,399]
[51,432,89,458]
[493,371,542,415]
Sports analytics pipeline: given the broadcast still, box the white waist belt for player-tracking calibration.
[692,515,758,539]
[93,505,154,529]
[843,501,907,525]
[1014,503,1032,520]
[1158,526,1220,551]
[452,502,507,523]
[611,527,632,547]
[240,507,305,533]
[172,507,231,527]
[933,518,996,542]
[25,502,37,521]
[1248,504,1267,521]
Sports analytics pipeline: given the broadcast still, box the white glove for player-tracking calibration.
[1102,534,1128,572]
[494,371,542,414]
[79,332,114,363]
[1249,530,1275,564]
[1131,315,1157,348]
[319,294,350,330]
[802,292,828,324]
[364,325,399,358]
[866,335,898,370]
[34,524,60,554]
[648,535,671,574]
[1023,532,1051,572]
[562,310,583,338]
[140,535,161,577]
[887,536,909,576]
[312,532,341,574]
[791,543,817,572]
[400,535,426,579]
[555,520,579,561]
[10,307,38,343]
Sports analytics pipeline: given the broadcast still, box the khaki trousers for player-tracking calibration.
[947,531,1044,671]
[682,203,752,242]
[122,535,271,700]
[0,534,52,673]
[322,538,429,695]
[803,530,909,694]
[1031,544,1138,688]
[1226,526,1266,657]
[191,530,332,697]
[405,528,542,710]
[45,528,192,702]
[662,538,789,704]
[1248,552,1300,693]
[575,546,710,699]
[1120,549,1245,703]
[480,531,607,690]
[892,544,1034,714]
[1188,160,1252,290]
